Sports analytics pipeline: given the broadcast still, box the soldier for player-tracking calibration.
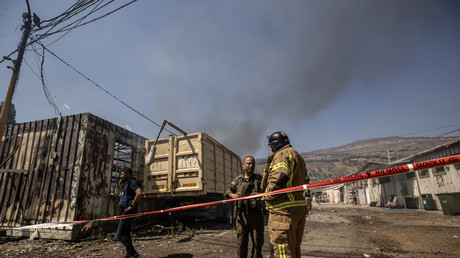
[263,132,310,258]
[227,156,264,258]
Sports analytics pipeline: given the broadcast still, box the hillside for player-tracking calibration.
[256,136,459,183]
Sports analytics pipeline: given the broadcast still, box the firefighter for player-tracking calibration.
[226,156,264,258]
[264,131,309,258]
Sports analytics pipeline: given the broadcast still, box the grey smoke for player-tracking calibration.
[143,0,459,156]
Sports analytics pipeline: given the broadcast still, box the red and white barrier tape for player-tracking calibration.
[14,221,87,230]
[13,154,460,231]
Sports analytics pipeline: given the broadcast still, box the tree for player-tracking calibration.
[0,101,17,125]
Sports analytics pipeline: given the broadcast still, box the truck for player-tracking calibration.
[143,131,242,221]
[0,114,241,240]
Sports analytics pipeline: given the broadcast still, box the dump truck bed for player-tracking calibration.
[144,132,242,197]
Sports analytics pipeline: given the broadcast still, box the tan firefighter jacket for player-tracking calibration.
[262,144,310,215]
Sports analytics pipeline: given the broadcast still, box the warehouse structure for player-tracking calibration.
[323,138,460,213]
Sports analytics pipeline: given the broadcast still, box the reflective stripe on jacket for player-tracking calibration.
[264,144,310,214]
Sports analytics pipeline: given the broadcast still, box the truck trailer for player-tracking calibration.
[143,131,242,221]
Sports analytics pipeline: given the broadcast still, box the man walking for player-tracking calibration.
[263,132,309,258]
[227,156,265,258]
[117,167,143,258]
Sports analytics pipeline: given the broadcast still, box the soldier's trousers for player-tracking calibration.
[236,211,264,258]
[268,212,306,258]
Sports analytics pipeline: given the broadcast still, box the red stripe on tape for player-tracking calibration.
[12,154,460,231]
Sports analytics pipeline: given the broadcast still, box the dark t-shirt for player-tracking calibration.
[118,178,142,208]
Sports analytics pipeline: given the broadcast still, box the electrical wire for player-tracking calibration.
[22,58,41,80]
[4,1,176,135]
[32,1,103,32]
[438,128,460,137]
[41,0,136,37]
[6,1,457,142]
[2,0,137,64]
[399,122,460,137]
[33,0,110,42]
[31,0,137,45]
[1,1,93,64]
[38,46,60,116]
[1,50,18,64]
[41,1,106,48]
[368,129,460,164]
[37,42,176,135]
[23,38,61,116]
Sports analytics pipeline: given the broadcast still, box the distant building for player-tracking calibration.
[342,138,460,211]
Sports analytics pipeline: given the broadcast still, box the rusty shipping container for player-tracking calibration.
[0,113,151,240]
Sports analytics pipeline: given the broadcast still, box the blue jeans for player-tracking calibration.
[116,207,138,255]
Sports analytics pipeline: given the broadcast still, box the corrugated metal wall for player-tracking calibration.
[76,114,146,220]
[0,113,146,228]
[415,139,460,163]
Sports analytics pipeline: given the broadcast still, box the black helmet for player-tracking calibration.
[268,131,290,152]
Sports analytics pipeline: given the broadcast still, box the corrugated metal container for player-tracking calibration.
[0,113,149,240]
[144,132,242,197]
[0,114,242,239]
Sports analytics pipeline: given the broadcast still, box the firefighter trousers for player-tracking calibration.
[268,212,306,258]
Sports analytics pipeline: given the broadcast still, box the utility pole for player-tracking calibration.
[0,0,32,146]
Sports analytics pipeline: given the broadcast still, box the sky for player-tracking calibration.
[1,0,460,159]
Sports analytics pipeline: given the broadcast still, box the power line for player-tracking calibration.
[2,0,137,64]
[369,128,460,164]
[22,40,60,116]
[438,128,460,137]
[399,122,460,137]
[33,0,110,44]
[1,1,96,64]
[37,42,176,135]
[3,1,177,136]
[38,46,60,116]
[50,0,137,34]
[40,1,105,48]
[32,0,138,46]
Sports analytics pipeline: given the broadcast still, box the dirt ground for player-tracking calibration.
[1,203,459,257]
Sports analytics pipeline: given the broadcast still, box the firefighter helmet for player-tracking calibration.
[268,131,290,152]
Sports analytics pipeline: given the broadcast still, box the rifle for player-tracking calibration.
[231,176,256,228]
[232,202,237,228]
